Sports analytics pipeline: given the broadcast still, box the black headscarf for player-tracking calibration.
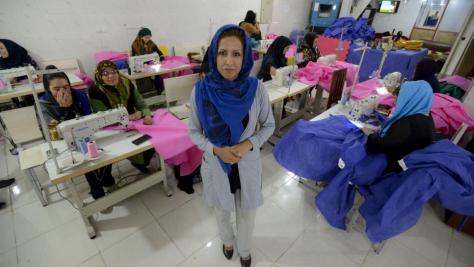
[266,36,293,68]
[413,58,439,80]
[244,10,256,25]
[0,39,34,69]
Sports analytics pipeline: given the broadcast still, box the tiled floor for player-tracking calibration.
[1,102,474,266]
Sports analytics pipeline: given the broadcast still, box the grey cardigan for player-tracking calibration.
[188,81,275,212]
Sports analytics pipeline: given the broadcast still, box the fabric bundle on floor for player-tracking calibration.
[274,115,474,245]
[322,17,375,43]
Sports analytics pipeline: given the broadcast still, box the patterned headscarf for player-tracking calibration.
[131,27,157,56]
[379,81,433,137]
[94,60,131,108]
[195,24,257,174]
[0,39,34,69]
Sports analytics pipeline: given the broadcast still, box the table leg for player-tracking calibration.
[131,79,137,89]
[273,100,284,137]
[157,156,171,196]
[25,168,48,206]
[67,179,96,239]
[311,85,323,115]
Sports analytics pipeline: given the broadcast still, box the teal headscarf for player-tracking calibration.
[379,81,433,137]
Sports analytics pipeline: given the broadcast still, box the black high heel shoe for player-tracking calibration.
[222,244,233,260]
[240,255,251,267]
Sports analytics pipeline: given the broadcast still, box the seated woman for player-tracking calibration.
[296,32,321,68]
[257,36,293,116]
[131,27,166,95]
[39,66,117,203]
[89,60,155,174]
[412,58,441,93]
[361,80,436,174]
[0,39,38,107]
[239,11,260,41]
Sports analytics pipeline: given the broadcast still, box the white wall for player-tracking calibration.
[1,0,279,78]
[260,0,314,38]
[371,0,422,37]
[438,0,473,32]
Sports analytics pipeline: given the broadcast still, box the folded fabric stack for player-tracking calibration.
[322,17,375,43]
[404,40,423,50]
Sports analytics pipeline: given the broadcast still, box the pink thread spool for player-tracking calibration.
[87,141,100,158]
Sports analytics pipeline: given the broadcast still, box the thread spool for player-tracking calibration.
[79,140,88,154]
[87,141,99,158]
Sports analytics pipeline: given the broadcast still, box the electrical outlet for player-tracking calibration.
[95,28,101,33]
[101,27,107,33]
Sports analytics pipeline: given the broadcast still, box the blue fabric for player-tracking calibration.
[322,17,375,43]
[346,44,428,82]
[379,81,433,137]
[359,139,474,244]
[113,59,128,70]
[315,146,387,230]
[273,115,367,182]
[194,24,258,174]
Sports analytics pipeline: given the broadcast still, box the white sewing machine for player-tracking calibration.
[317,54,337,66]
[56,106,129,151]
[271,65,298,86]
[347,94,380,121]
[258,39,274,50]
[0,66,38,93]
[127,53,160,74]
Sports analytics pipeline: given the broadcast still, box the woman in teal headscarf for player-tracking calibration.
[361,80,436,174]
[188,24,275,267]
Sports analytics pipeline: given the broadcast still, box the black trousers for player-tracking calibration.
[153,75,164,95]
[84,164,115,200]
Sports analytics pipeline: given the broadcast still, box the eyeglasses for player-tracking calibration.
[101,70,119,77]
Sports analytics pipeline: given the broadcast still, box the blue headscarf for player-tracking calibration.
[379,81,433,137]
[195,24,258,173]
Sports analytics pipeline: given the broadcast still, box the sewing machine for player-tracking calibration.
[317,54,337,66]
[271,65,298,86]
[347,95,380,121]
[56,106,129,151]
[127,53,160,75]
[0,66,38,93]
[258,39,274,50]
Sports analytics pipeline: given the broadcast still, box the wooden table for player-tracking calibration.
[40,130,170,239]
[120,64,192,106]
[0,73,83,101]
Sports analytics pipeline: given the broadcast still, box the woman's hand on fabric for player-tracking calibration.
[361,127,374,136]
[293,75,300,80]
[143,115,153,125]
[56,89,73,107]
[270,67,276,76]
[213,146,242,164]
[232,140,253,157]
[129,111,142,121]
[9,78,17,84]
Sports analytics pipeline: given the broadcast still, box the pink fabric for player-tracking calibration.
[76,73,94,86]
[431,94,474,136]
[285,44,297,58]
[439,75,473,92]
[317,36,351,61]
[295,61,357,92]
[345,78,382,100]
[165,55,191,64]
[94,51,128,62]
[267,33,278,40]
[161,60,186,69]
[104,110,203,175]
